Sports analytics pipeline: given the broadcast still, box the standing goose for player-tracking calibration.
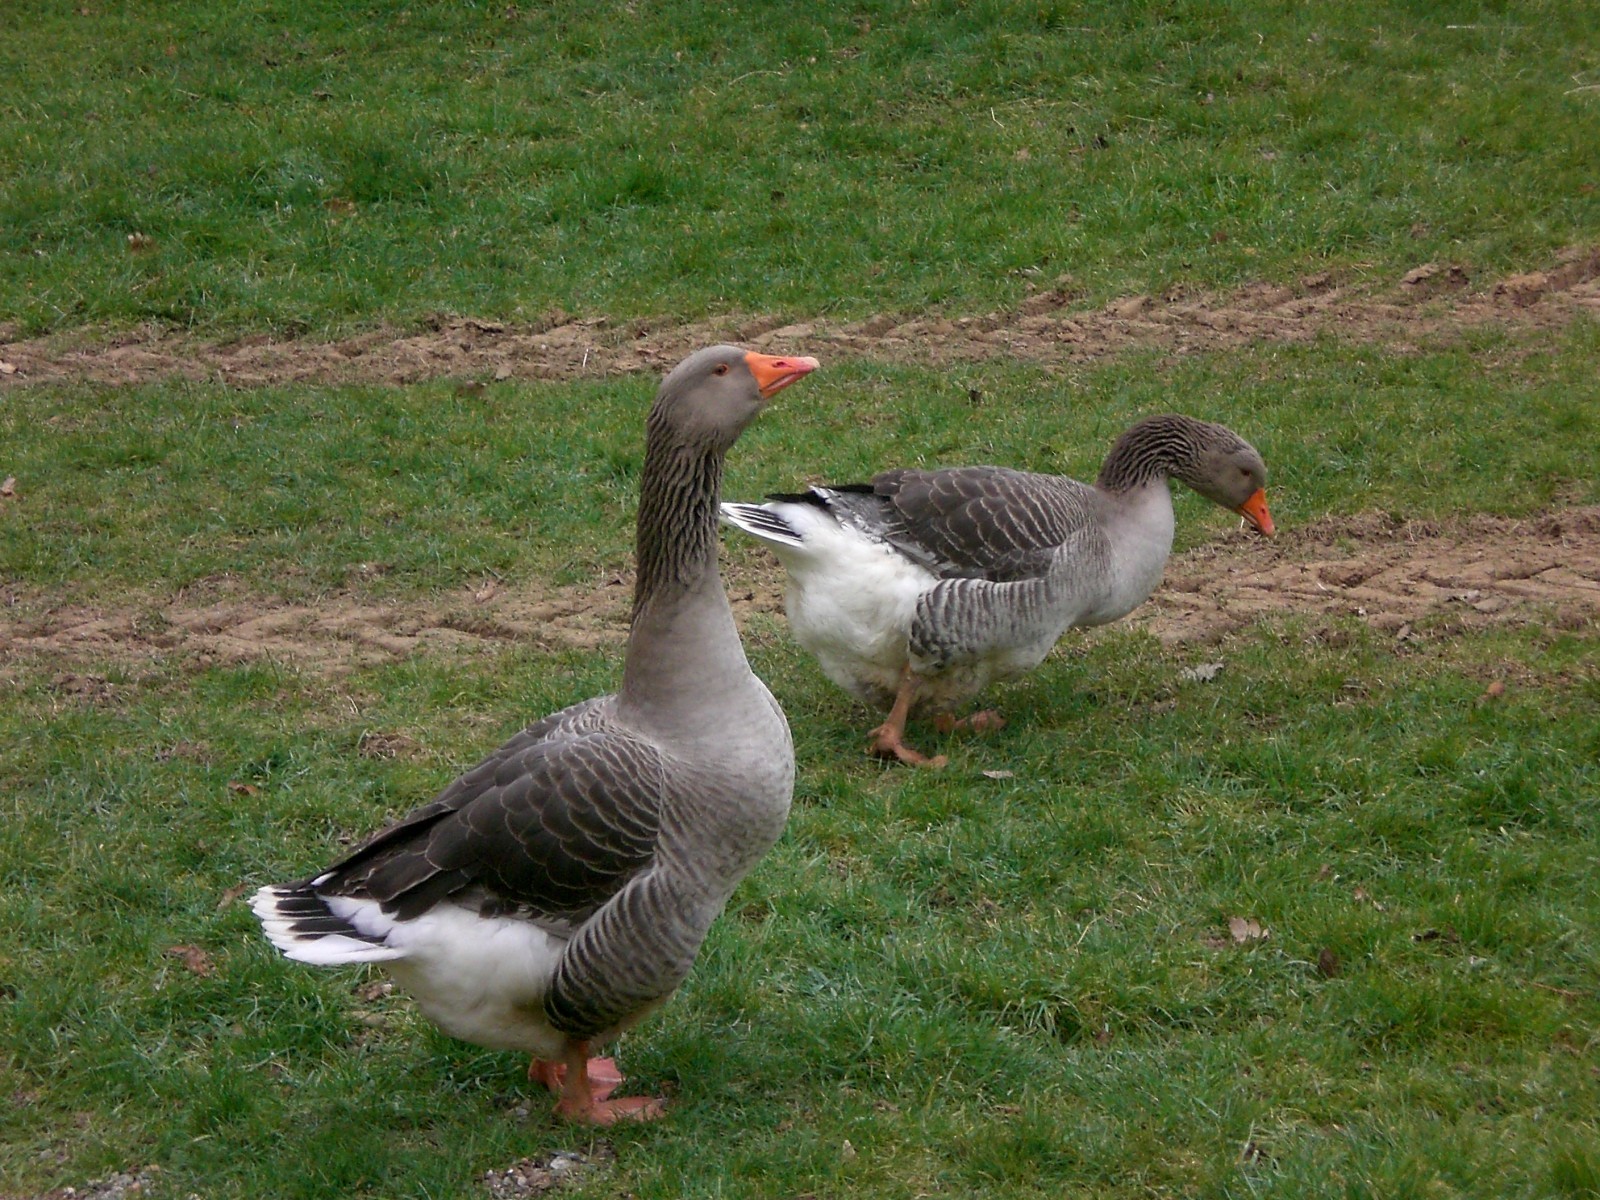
[721,414,1273,767]
[254,345,818,1124]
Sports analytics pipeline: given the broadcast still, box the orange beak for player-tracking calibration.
[745,351,819,399]
[1235,488,1274,537]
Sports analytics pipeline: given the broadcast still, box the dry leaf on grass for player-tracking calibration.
[0,476,16,498]
[226,780,261,796]
[1228,916,1268,943]
[215,883,252,909]
[354,979,394,1002]
[1180,661,1225,682]
[1352,886,1386,911]
[165,945,215,976]
[0,359,17,375]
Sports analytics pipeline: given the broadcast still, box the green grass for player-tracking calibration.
[3,320,1599,1197]
[4,1,1600,1196]
[2,593,1597,1198]
[4,319,1597,603]
[3,0,1598,335]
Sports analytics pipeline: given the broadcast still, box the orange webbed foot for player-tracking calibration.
[867,723,947,769]
[530,1055,626,1102]
[552,1042,662,1125]
[558,1093,668,1125]
[585,1057,625,1102]
[529,1058,563,1093]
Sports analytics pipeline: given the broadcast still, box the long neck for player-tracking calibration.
[631,406,724,612]
[619,409,748,721]
[1095,415,1207,493]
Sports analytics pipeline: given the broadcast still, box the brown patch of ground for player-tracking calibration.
[2,250,1597,389]
[6,508,1597,680]
[2,575,636,679]
[1138,505,1600,647]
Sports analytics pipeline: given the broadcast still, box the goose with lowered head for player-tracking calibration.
[721,413,1273,767]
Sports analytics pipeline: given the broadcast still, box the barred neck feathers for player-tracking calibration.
[1095,414,1248,494]
[631,408,725,615]
[619,406,743,723]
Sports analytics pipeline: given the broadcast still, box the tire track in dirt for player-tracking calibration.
[7,507,1597,682]
[2,251,1597,389]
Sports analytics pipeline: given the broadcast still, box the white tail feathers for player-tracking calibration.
[719,502,807,548]
[252,885,407,965]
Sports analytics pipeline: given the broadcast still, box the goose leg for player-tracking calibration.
[529,1054,626,1102]
[553,1040,666,1125]
[868,665,947,769]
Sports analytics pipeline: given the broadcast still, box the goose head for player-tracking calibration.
[1184,426,1274,536]
[652,345,819,451]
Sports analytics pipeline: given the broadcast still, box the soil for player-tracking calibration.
[1,249,1597,389]
[6,506,1598,680]
[3,249,1597,680]
[1143,505,1600,647]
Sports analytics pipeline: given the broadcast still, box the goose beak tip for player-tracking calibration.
[1237,488,1274,537]
[745,351,819,399]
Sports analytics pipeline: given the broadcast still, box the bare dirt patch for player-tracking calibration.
[1140,504,1600,647]
[2,251,1597,390]
[6,508,1597,681]
[3,575,636,680]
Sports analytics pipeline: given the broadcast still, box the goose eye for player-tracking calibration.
[713,363,730,376]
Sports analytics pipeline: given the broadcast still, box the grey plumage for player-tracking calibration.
[720,413,1273,765]
[862,466,1108,582]
[254,345,819,1121]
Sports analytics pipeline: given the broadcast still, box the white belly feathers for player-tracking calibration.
[770,512,936,703]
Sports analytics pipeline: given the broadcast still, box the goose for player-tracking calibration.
[721,413,1273,767]
[253,345,819,1124]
